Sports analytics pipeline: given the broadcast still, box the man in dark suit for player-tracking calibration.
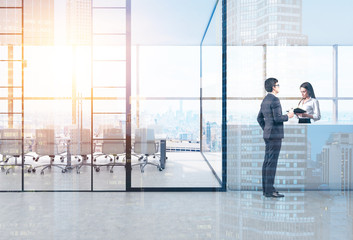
[257,78,294,198]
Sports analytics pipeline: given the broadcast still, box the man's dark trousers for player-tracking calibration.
[262,138,282,194]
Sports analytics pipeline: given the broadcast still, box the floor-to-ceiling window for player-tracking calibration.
[0,0,223,192]
[200,0,224,188]
[225,0,353,191]
[0,0,23,191]
[130,0,222,190]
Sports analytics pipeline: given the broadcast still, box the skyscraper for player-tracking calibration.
[66,0,91,45]
[320,133,353,191]
[0,0,54,46]
[24,0,54,45]
[206,122,211,145]
[227,124,308,191]
[227,0,308,46]
[220,192,316,240]
[0,0,54,129]
[224,124,317,238]
[65,0,92,123]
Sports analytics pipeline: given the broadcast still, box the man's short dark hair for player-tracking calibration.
[265,78,278,92]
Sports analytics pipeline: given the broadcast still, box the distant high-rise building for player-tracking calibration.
[0,0,54,46]
[204,122,221,152]
[66,0,91,45]
[206,122,211,145]
[220,192,316,240]
[24,0,54,45]
[320,133,353,191]
[0,0,54,129]
[227,0,308,46]
[227,124,308,191]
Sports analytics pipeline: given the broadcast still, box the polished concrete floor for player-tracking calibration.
[0,191,352,240]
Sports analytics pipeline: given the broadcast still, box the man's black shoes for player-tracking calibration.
[263,190,279,196]
[264,192,284,198]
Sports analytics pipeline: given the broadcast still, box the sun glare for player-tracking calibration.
[25,46,92,98]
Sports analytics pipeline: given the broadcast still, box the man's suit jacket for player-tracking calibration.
[257,93,288,139]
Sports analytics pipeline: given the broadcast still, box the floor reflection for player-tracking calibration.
[0,191,352,239]
[221,191,353,240]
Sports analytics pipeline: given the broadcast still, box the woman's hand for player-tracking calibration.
[298,113,311,118]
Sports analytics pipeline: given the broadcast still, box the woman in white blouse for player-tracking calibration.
[296,82,321,123]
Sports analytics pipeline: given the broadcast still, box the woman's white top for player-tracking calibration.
[298,97,321,121]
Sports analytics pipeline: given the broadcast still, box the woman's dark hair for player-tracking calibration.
[265,78,278,92]
[300,82,316,98]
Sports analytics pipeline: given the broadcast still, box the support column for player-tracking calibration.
[222,0,227,191]
[126,0,132,190]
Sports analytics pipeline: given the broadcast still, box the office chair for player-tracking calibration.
[0,129,33,174]
[93,128,125,173]
[132,128,162,173]
[30,129,66,175]
[69,128,91,174]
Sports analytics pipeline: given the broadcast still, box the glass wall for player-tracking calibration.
[130,45,220,188]
[22,46,91,191]
[1,0,222,191]
[127,0,222,189]
[5,0,352,192]
[0,0,128,191]
[227,46,353,191]
[225,0,353,192]
[0,0,23,191]
[91,0,127,191]
[0,44,22,191]
[200,0,223,184]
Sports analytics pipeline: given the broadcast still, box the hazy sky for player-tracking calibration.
[54,0,217,45]
[131,0,217,45]
[131,0,353,45]
[54,0,353,46]
[302,0,353,45]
